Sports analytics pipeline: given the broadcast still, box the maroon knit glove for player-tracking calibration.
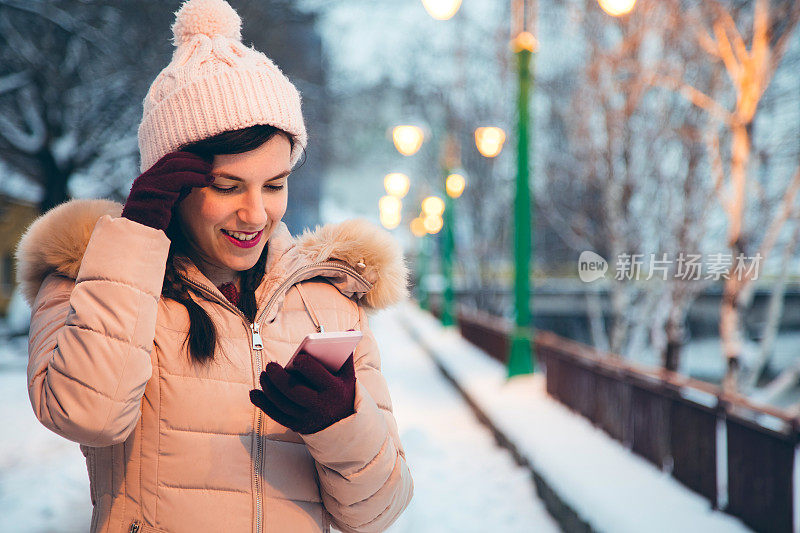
[121,151,214,231]
[250,353,356,435]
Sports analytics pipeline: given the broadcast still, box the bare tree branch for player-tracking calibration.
[704,126,731,215]
[0,71,29,96]
[0,87,45,153]
[709,0,749,66]
[753,165,800,272]
[650,73,735,124]
[0,0,116,52]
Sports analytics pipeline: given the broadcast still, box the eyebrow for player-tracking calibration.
[211,170,291,182]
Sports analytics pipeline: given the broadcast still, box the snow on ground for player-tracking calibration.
[399,302,753,533]
[0,369,92,532]
[370,309,561,533]
[0,335,27,369]
[0,309,559,532]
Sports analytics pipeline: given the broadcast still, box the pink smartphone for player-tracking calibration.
[285,330,363,373]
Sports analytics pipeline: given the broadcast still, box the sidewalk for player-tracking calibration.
[368,308,561,532]
[397,302,752,533]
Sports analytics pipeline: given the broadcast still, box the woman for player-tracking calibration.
[15,1,413,532]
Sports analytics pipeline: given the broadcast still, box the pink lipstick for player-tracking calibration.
[221,229,263,249]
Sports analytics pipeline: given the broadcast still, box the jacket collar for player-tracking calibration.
[15,199,408,310]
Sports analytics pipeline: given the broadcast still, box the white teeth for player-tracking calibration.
[223,229,258,241]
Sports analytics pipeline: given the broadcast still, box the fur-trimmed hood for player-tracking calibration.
[15,199,408,310]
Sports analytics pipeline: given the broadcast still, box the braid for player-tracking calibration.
[162,248,218,365]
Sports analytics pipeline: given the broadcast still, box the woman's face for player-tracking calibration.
[177,134,291,285]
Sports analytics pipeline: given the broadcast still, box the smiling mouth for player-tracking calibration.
[221,229,261,242]
[220,228,264,249]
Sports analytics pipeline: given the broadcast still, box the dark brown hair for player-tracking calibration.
[162,124,298,365]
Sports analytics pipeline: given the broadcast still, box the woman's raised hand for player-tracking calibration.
[121,151,214,231]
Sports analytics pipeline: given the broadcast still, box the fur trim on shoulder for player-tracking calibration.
[295,219,408,309]
[15,199,122,306]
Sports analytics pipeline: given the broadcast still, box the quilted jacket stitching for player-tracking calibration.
[65,322,152,353]
[352,490,402,530]
[87,270,148,447]
[345,435,393,481]
[75,276,161,301]
[162,426,250,436]
[157,483,249,494]
[158,369,250,386]
[47,363,133,404]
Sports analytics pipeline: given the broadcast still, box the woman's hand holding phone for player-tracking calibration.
[249,350,357,435]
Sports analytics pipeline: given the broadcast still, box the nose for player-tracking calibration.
[237,188,268,228]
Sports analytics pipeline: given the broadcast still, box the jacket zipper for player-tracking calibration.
[253,260,370,327]
[251,322,264,350]
[176,260,369,533]
[254,345,263,533]
[176,276,266,533]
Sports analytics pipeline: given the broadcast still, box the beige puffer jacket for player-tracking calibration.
[16,199,413,533]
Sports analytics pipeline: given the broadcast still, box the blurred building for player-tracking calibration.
[0,194,37,315]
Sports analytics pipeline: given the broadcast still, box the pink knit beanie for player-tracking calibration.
[137,0,307,172]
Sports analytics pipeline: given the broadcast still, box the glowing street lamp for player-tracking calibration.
[423,214,443,234]
[421,195,445,217]
[378,194,402,230]
[511,31,538,53]
[384,173,411,198]
[379,195,402,214]
[445,173,466,199]
[380,209,401,230]
[392,126,424,156]
[421,0,462,20]
[410,217,427,237]
[597,0,636,16]
[474,127,506,158]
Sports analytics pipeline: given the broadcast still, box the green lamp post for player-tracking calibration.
[440,190,456,326]
[421,195,445,315]
[417,233,431,311]
[508,30,538,377]
[438,134,465,327]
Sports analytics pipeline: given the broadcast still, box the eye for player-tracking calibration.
[264,182,285,191]
[211,185,237,193]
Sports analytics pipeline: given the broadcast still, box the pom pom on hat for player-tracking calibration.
[172,0,242,46]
